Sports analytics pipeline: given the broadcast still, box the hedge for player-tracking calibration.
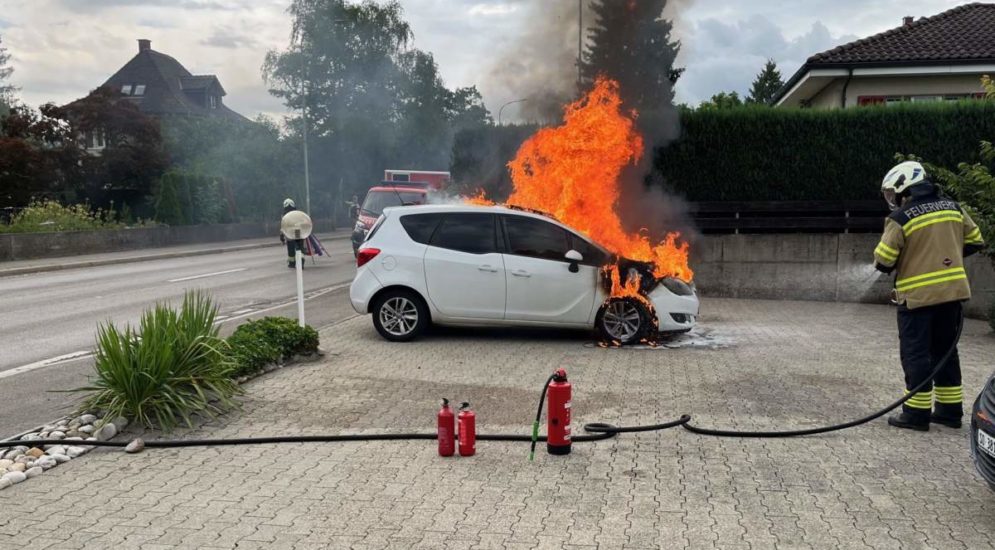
[227,317,319,377]
[655,101,995,201]
[450,102,995,202]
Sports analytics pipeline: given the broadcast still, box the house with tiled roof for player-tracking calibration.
[774,3,995,108]
[100,39,248,121]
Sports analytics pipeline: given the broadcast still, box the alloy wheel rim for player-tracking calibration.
[603,300,641,341]
[380,297,418,336]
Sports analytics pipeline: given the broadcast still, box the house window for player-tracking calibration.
[85,129,106,150]
[859,94,982,106]
[133,85,146,96]
[121,84,133,95]
[209,95,218,109]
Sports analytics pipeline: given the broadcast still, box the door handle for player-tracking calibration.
[478,265,499,273]
[512,269,531,278]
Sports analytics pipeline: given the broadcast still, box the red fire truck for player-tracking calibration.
[383,170,450,190]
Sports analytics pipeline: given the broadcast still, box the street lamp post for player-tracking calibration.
[498,98,529,126]
[300,32,312,216]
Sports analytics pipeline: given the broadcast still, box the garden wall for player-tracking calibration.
[0,220,337,262]
[693,233,995,319]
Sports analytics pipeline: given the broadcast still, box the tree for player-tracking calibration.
[746,59,785,105]
[46,86,168,213]
[582,0,683,116]
[698,91,744,110]
[263,0,492,214]
[0,35,16,110]
[0,105,83,207]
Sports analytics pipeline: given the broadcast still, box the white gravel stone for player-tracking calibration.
[34,456,56,470]
[78,425,94,434]
[49,431,66,439]
[55,419,69,427]
[78,414,97,425]
[20,433,40,441]
[24,467,42,479]
[0,478,10,490]
[111,416,129,431]
[65,436,84,441]
[14,456,32,464]
[9,462,26,472]
[50,454,70,464]
[0,459,12,470]
[1,471,26,485]
[125,439,145,454]
[45,446,66,457]
[94,423,117,441]
[66,446,87,458]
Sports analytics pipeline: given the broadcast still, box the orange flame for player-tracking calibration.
[504,77,692,282]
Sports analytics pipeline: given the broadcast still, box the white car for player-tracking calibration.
[349,205,699,343]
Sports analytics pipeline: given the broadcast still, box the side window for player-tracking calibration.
[504,215,571,261]
[568,233,609,266]
[399,214,442,244]
[431,214,496,254]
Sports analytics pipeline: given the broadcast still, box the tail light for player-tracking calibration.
[357,248,381,268]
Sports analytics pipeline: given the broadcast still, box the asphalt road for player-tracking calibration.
[0,238,361,438]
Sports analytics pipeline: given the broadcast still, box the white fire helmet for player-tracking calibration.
[881,161,928,210]
[283,198,296,209]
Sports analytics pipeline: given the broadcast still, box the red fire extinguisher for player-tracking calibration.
[546,368,572,455]
[457,402,476,457]
[438,398,455,457]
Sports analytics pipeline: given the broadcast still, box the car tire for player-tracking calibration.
[596,298,650,346]
[372,289,430,342]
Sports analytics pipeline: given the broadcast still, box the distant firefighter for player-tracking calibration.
[280,198,304,269]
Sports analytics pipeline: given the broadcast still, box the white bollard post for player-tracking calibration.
[295,249,305,327]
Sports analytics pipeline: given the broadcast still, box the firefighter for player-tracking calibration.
[874,161,986,431]
[280,198,304,269]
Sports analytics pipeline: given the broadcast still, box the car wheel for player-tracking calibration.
[596,298,649,345]
[372,290,429,342]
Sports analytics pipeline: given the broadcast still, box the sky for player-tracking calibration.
[0,0,971,122]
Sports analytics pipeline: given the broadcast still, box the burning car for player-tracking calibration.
[349,204,699,343]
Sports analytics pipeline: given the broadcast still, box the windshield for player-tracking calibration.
[360,190,425,216]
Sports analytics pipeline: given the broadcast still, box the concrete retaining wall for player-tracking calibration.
[0,220,336,262]
[693,233,995,318]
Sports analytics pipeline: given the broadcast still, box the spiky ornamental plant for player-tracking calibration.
[73,291,240,431]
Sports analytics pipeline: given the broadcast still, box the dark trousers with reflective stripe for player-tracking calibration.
[897,300,963,419]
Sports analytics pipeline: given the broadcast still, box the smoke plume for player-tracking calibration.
[481,1,593,124]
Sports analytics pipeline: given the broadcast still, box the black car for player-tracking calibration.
[971,370,995,491]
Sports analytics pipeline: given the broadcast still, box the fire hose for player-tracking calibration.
[0,313,963,453]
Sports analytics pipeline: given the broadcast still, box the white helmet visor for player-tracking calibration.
[882,188,899,211]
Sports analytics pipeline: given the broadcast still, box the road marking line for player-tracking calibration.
[167,268,247,283]
[0,282,354,380]
[0,350,94,380]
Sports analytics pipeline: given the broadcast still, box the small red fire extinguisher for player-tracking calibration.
[546,368,572,455]
[457,402,476,457]
[438,398,455,457]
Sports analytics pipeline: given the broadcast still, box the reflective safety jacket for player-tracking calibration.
[874,186,985,309]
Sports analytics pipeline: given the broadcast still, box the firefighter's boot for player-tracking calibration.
[888,410,930,431]
[932,386,963,428]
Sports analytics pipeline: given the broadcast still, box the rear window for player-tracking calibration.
[399,214,443,244]
[431,213,496,254]
[361,190,425,216]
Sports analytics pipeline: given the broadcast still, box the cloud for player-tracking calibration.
[201,26,258,49]
[675,15,856,105]
[54,0,234,13]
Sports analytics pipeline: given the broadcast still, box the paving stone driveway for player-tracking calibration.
[2,298,994,549]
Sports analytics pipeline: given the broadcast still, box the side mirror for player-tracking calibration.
[565,250,583,273]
